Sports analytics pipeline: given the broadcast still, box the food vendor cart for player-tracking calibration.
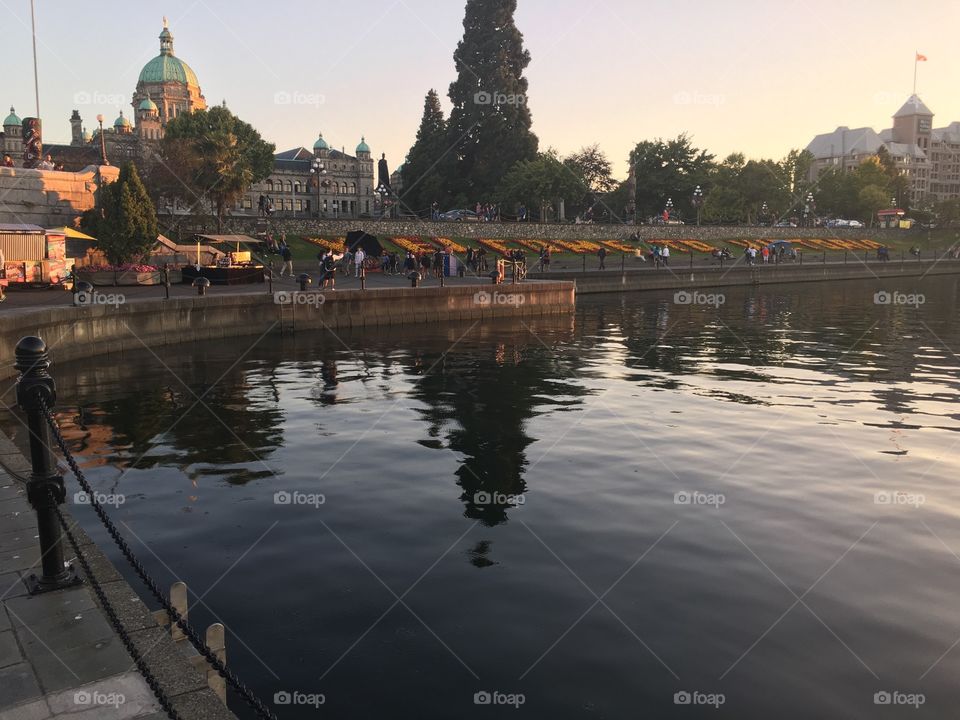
[0,223,71,290]
[179,235,266,285]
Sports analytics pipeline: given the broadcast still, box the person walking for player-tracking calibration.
[434,248,444,278]
[279,244,293,277]
[661,245,670,267]
[598,246,607,270]
[653,244,662,269]
[354,246,366,278]
[321,251,336,290]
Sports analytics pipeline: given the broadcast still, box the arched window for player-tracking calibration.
[340,182,347,194]
[266,180,274,192]
[294,181,301,193]
[350,182,357,195]
[284,181,292,193]
[332,183,339,194]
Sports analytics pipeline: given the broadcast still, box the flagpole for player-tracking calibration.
[30,0,40,117]
[913,52,917,95]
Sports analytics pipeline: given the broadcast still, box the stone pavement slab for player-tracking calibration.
[1,447,238,719]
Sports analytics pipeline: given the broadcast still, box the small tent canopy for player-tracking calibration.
[195,234,267,245]
[46,226,96,240]
[346,230,383,257]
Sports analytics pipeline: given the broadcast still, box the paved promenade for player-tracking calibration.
[0,432,235,719]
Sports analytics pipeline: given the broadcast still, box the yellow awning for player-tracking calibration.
[46,226,97,240]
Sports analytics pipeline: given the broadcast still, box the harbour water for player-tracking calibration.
[4,275,959,718]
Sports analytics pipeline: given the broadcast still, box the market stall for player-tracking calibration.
[180,235,265,285]
[0,223,71,289]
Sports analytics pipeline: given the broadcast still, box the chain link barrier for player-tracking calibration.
[40,398,279,720]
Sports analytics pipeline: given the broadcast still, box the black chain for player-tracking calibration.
[40,399,279,720]
[51,496,185,720]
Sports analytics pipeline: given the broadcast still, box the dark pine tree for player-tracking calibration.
[444,0,538,205]
[401,89,448,214]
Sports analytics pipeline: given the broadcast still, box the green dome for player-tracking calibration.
[139,53,200,86]
[4,106,20,126]
[139,97,158,112]
[114,111,131,128]
[313,133,329,151]
[356,136,370,153]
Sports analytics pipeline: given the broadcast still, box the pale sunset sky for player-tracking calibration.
[2,0,957,178]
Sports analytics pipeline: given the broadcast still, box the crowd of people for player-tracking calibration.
[2,153,64,170]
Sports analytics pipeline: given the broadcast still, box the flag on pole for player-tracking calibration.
[916,53,928,62]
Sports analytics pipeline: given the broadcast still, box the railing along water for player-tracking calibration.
[14,336,279,720]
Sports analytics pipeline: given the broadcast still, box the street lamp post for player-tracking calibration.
[665,197,674,223]
[692,185,704,226]
[96,114,108,166]
[376,182,390,219]
[804,192,815,227]
[760,202,769,226]
[310,159,326,218]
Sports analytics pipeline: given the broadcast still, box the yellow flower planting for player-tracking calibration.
[435,237,467,253]
[306,237,346,253]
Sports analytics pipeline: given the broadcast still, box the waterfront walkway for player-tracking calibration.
[0,432,234,720]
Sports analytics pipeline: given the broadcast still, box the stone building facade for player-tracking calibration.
[807,95,960,206]
[236,134,376,219]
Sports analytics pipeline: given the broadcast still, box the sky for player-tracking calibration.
[2,0,958,180]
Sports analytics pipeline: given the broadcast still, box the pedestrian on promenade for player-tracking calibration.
[653,245,662,268]
[2,154,13,167]
[598,246,607,270]
[403,251,416,273]
[478,246,488,271]
[434,248,443,278]
[321,251,336,290]
[279,245,293,277]
[662,245,670,267]
[354,247,366,277]
[467,247,475,272]
[761,246,770,264]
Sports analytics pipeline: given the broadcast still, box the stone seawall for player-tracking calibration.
[160,215,916,244]
[532,258,960,295]
[0,282,575,381]
[0,165,118,226]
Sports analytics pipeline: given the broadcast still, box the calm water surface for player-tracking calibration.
[4,276,960,719]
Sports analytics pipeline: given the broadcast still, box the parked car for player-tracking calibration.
[774,221,797,228]
[439,209,478,222]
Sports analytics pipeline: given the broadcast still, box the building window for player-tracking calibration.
[296,200,302,211]
[284,181,292,193]
[243,198,252,210]
[294,181,302,193]
[266,180,274,192]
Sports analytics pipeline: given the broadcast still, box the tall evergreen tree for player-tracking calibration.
[81,162,158,265]
[444,0,538,204]
[401,90,448,213]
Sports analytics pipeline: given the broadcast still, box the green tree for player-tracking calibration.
[155,105,275,230]
[81,162,158,265]
[627,134,714,220]
[401,90,448,214]
[563,145,615,219]
[495,151,584,221]
[444,0,539,203]
[858,185,890,226]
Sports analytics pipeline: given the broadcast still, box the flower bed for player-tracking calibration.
[391,236,436,255]
[74,264,167,286]
[675,239,716,253]
[600,240,635,253]
[305,237,346,253]
[434,237,467,253]
[477,238,511,256]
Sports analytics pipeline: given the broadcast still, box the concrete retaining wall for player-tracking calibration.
[0,165,118,226]
[532,258,960,294]
[0,282,575,381]
[160,215,916,244]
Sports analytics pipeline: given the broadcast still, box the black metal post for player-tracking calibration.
[297,273,312,292]
[265,268,273,295]
[193,277,210,296]
[438,269,443,288]
[15,337,81,595]
[361,266,367,290]
[163,264,170,300]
